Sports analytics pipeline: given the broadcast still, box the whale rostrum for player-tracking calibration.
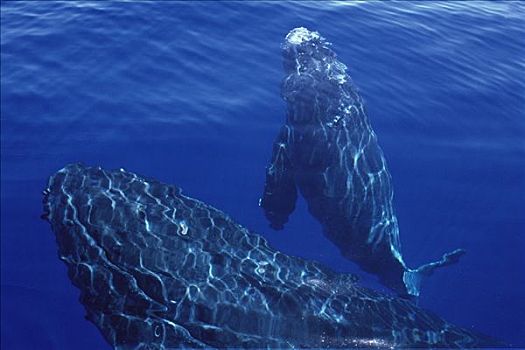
[260,27,465,298]
[43,163,498,349]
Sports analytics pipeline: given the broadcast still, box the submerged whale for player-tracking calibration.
[42,163,497,348]
[260,27,465,298]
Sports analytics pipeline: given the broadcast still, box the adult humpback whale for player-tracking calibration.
[260,27,465,298]
[42,164,498,349]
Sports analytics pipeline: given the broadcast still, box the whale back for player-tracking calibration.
[43,163,497,348]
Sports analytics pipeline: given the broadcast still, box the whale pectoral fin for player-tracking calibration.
[260,129,297,230]
[403,248,467,297]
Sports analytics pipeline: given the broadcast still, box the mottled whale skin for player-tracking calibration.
[42,164,497,349]
[260,28,465,298]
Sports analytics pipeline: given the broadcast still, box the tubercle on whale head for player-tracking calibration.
[283,27,323,47]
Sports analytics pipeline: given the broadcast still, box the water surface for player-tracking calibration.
[2,2,524,348]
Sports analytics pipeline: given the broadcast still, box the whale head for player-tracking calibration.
[281,28,360,126]
[281,27,336,79]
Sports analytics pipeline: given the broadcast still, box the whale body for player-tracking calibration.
[42,163,497,349]
[260,28,465,298]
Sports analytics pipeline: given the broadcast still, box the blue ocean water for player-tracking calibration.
[1,1,524,349]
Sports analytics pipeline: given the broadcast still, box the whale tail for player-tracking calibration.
[402,248,467,297]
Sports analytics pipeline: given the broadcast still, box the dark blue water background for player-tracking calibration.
[2,2,524,349]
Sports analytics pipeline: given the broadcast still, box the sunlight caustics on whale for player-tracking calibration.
[260,27,466,298]
[42,164,497,349]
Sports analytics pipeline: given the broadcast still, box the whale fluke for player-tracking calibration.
[403,249,467,297]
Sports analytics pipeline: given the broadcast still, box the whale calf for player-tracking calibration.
[260,27,465,298]
[42,163,497,348]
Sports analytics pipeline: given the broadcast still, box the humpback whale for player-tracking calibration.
[42,163,498,348]
[260,27,465,298]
